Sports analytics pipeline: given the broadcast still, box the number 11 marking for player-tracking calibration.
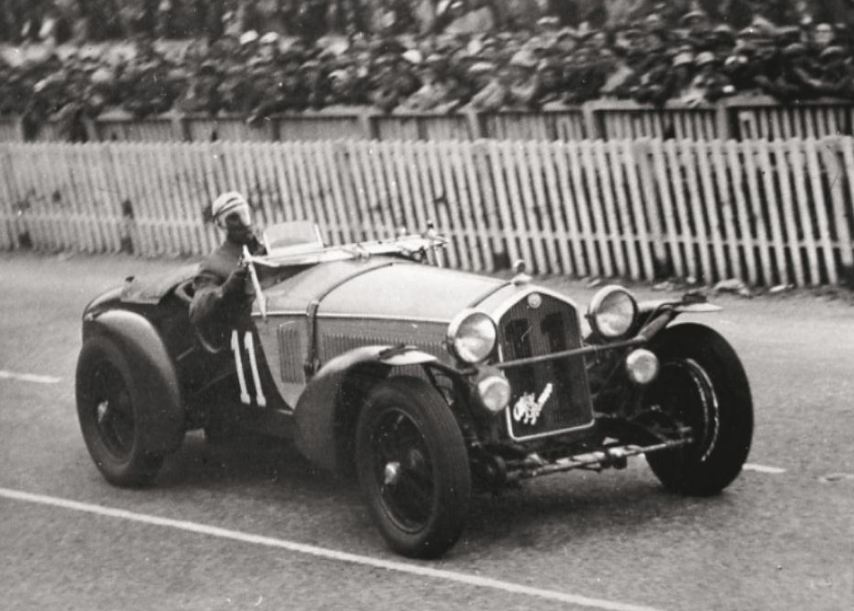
[231,330,267,407]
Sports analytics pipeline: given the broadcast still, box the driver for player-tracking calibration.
[190,192,266,345]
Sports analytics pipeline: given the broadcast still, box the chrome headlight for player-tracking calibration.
[447,309,497,364]
[587,286,638,339]
[477,373,512,414]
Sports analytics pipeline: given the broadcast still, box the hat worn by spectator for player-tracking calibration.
[644,14,665,31]
[402,49,423,65]
[680,10,709,27]
[468,62,495,74]
[820,45,846,59]
[509,50,537,69]
[695,51,716,67]
[782,42,808,58]
[91,67,113,84]
[724,53,748,67]
[259,32,279,45]
[239,30,260,46]
[538,58,561,73]
[537,16,560,30]
[673,51,694,67]
[374,53,397,67]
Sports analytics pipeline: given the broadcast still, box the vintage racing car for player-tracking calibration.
[76,223,753,558]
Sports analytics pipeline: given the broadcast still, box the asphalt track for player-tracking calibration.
[1,252,853,611]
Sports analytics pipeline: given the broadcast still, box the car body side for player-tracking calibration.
[81,255,537,471]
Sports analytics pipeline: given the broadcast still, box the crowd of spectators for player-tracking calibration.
[2,1,854,140]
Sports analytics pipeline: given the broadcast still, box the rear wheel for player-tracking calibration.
[76,336,164,487]
[644,323,753,496]
[355,376,471,558]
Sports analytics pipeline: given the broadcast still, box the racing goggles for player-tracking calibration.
[216,203,252,229]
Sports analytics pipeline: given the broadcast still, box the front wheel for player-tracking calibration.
[76,336,164,487]
[355,376,471,559]
[644,323,753,496]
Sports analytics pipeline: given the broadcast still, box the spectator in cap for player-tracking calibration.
[505,50,540,109]
[466,61,512,112]
[534,58,568,107]
[302,59,334,110]
[755,42,817,101]
[813,45,854,98]
[466,60,496,94]
[722,51,758,94]
[631,53,677,106]
[682,51,735,105]
[397,53,456,113]
[177,60,221,115]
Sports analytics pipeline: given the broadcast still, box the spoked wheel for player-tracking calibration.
[644,323,753,496]
[356,376,471,559]
[372,408,436,533]
[90,362,136,460]
[76,336,164,487]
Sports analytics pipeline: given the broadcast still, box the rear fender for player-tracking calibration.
[294,345,436,472]
[83,310,185,454]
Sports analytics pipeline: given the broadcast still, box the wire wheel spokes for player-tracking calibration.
[372,408,436,533]
[91,363,136,460]
[652,358,720,462]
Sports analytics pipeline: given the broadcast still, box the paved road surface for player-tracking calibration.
[1,252,853,610]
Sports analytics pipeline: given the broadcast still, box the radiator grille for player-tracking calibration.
[277,322,304,383]
[499,293,593,440]
[320,333,446,363]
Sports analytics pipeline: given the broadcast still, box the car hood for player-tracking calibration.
[261,258,508,321]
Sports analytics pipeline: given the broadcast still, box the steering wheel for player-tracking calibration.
[173,279,195,306]
[173,280,229,354]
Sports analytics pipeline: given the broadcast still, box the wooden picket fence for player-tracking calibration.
[1,138,853,287]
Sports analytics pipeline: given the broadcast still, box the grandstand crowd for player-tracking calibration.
[2,1,854,140]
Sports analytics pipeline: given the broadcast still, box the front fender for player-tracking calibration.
[83,309,185,454]
[294,345,436,472]
[633,298,722,341]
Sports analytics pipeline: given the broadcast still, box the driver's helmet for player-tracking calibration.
[211,191,251,229]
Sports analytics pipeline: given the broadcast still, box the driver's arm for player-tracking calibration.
[189,266,248,330]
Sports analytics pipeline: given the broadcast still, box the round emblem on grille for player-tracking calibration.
[527,293,542,309]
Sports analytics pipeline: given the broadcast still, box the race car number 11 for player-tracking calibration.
[231,329,267,407]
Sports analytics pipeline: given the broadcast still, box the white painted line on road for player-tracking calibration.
[743,463,786,475]
[0,369,61,384]
[0,486,660,611]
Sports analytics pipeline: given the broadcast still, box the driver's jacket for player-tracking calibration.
[189,236,264,345]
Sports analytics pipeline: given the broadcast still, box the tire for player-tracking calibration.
[355,376,471,559]
[76,336,164,487]
[644,323,753,496]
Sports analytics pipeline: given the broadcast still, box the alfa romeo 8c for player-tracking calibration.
[76,222,753,558]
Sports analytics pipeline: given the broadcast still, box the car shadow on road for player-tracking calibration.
[153,432,739,554]
[155,431,358,500]
[463,475,741,552]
